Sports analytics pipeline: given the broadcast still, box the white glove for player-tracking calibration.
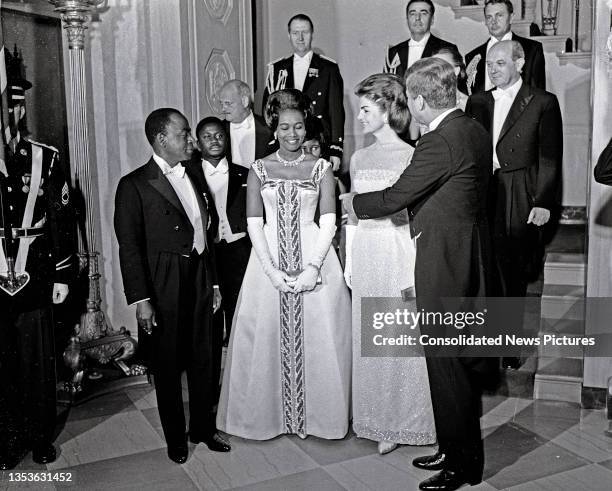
[308,213,337,271]
[52,283,69,304]
[344,224,356,289]
[247,217,293,293]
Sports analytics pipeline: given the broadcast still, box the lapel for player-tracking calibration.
[498,82,533,143]
[223,120,233,163]
[399,41,408,72]
[226,164,244,207]
[301,53,320,93]
[146,158,188,219]
[422,35,437,58]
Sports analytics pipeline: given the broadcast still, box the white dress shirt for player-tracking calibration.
[202,157,247,244]
[293,50,313,91]
[229,112,256,168]
[407,32,430,69]
[428,107,457,132]
[485,31,513,91]
[153,153,205,253]
[492,78,522,170]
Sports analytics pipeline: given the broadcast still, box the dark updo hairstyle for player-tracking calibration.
[354,73,410,134]
[264,88,311,130]
[433,46,468,96]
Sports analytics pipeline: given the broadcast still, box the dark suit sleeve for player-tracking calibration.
[534,95,562,207]
[114,176,151,305]
[594,137,612,185]
[530,43,546,90]
[353,132,452,218]
[327,63,345,158]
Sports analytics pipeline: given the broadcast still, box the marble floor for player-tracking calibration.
[1,380,611,491]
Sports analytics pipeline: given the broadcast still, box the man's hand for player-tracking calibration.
[136,300,157,335]
[52,283,69,304]
[527,207,551,227]
[213,286,222,313]
[339,192,358,225]
[330,156,341,172]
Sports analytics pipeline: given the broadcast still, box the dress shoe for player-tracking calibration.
[419,469,481,490]
[0,452,22,471]
[413,452,447,471]
[167,443,188,464]
[189,432,231,452]
[32,443,57,465]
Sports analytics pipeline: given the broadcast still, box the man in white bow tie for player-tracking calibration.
[114,108,229,464]
[192,116,251,397]
[384,0,458,81]
[218,80,276,168]
[466,40,562,368]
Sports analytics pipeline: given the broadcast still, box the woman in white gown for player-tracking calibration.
[217,89,351,440]
[345,73,436,454]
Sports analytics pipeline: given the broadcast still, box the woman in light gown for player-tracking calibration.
[345,73,436,455]
[217,89,351,440]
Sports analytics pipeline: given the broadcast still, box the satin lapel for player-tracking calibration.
[399,41,408,72]
[185,164,209,231]
[422,36,436,58]
[484,91,495,132]
[498,84,534,143]
[224,120,233,163]
[282,57,295,89]
[301,53,320,93]
[226,166,242,207]
[146,159,187,218]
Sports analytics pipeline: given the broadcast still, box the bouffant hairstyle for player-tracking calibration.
[264,88,311,130]
[354,73,410,133]
[406,58,457,110]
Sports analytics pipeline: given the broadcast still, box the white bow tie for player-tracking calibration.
[409,39,425,48]
[164,163,185,178]
[206,164,228,176]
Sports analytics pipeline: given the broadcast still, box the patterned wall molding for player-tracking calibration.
[204,49,236,113]
[203,0,233,25]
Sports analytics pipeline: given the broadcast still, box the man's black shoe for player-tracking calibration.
[32,443,57,465]
[413,452,447,471]
[189,432,231,452]
[419,469,481,490]
[0,452,21,471]
[167,443,188,464]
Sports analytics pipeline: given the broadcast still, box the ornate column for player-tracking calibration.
[49,0,140,397]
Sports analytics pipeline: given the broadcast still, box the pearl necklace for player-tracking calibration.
[276,149,306,167]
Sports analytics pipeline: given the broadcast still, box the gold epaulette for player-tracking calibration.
[319,54,338,64]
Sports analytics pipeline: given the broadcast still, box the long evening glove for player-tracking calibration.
[343,224,356,289]
[247,216,293,292]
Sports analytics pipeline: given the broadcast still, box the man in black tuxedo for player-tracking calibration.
[344,58,493,491]
[465,0,545,95]
[384,0,458,81]
[263,13,345,171]
[114,108,230,464]
[466,40,562,344]
[192,116,250,396]
[218,80,276,168]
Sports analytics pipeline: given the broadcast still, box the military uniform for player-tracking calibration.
[262,53,345,159]
[0,135,75,466]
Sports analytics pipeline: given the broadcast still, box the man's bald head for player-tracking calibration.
[218,79,252,123]
[486,40,524,90]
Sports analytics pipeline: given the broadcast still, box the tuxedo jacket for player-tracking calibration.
[263,52,345,158]
[465,33,545,95]
[384,34,458,81]
[223,114,277,165]
[354,110,491,301]
[114,158,218,305]
[465,83,562,238]
[594,137,612,186]
[188,158,249,235]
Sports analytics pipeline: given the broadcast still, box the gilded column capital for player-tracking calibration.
[49,0,106,49]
